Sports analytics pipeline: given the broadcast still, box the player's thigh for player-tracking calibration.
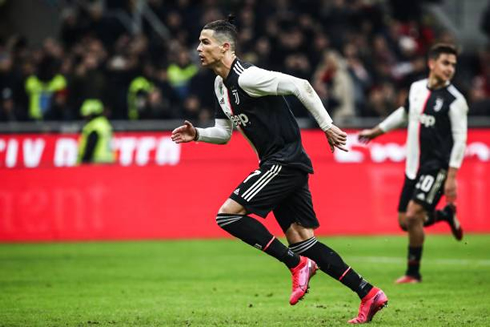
[398,175,416,213]
[406,200,427,224]
[228,164,300,218]
[274,175,319,234]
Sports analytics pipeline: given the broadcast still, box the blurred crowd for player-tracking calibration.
[1,0,490,124]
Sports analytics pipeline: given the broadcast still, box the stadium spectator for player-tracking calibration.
[481,0,490,40]
[24,54,69,121]
[171,16,388,324]
[166,49,199,100]
[0,0,488,123]
[359,44,467,284]
[0,51,24,121]
[127,75,155,120]
[343,42,372,116]
[364,82,397,118]
[468,45,490,116]
[70,38,108,119]
[313,50,356,121]
[179,94,211,125]
[77,99,115,164]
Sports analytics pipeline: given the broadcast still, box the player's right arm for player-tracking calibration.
[171,76,233,145]
[171,119,233,144]
[358,107,408,143]
[359,87,411,143]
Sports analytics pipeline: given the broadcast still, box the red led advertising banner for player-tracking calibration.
[0,129,489,241]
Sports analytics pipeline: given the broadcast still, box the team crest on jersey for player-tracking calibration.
[433,98,444,112]
[232,89,240,105]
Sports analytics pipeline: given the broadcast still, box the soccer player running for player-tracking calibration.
[171,16,387,324]
[359,44,467,284]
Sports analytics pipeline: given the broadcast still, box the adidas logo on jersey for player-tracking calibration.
[417,193,426,201]
[219,97,225,105]
[234,188,240,195]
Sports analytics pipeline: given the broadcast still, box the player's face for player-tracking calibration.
[197,29,225,68]
[429,53,457,83]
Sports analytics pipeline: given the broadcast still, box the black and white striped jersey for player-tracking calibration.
[212,58,314,173]
[380,78,468,179]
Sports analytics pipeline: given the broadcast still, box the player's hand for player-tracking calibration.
[325,124,348,153]
[358,127,383,144]
[444,176,457,204]
[171,120,197,144]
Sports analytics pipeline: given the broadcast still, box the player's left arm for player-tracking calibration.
[239,67,347,152]
[445,97,469,203]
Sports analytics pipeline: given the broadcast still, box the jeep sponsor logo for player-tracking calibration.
[419,113,436,127]
[227,112,250,127]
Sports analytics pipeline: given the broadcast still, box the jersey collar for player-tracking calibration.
[426,79,451,91]
[224,58,240,84]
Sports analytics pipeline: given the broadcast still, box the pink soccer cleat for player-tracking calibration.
[348,287,388,324]
[395,275,421,284]
[289,256,318,305]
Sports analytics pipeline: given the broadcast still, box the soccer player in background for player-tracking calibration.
[359,44,467,284]
[171,16,388,324]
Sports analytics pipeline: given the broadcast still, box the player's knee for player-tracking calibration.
[398,213,408,231]
[218,199,246,215]
[406,213,422,227]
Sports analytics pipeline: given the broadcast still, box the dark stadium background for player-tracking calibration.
[1,0,490,241]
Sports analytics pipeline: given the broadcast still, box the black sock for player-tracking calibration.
[424,210,446,227]
[290,237,373,299]
[406,246,423,278]
[216,213,300,268]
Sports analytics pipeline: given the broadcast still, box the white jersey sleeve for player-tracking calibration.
[378,107,408,132]
[195,119,233,144]
[238,66,333,131]
[448,96,468,168]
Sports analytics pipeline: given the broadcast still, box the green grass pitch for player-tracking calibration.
[1,235,489,326]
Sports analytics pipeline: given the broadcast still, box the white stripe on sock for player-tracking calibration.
[290,238,318,254]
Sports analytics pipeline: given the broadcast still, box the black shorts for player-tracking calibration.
[398,169,447,212]
[229,164,319,233]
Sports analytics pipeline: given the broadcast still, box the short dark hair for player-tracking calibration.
[428,43,458,60]
[203,14,238,52]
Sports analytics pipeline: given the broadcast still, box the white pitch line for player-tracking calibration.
[348,256,490,267]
